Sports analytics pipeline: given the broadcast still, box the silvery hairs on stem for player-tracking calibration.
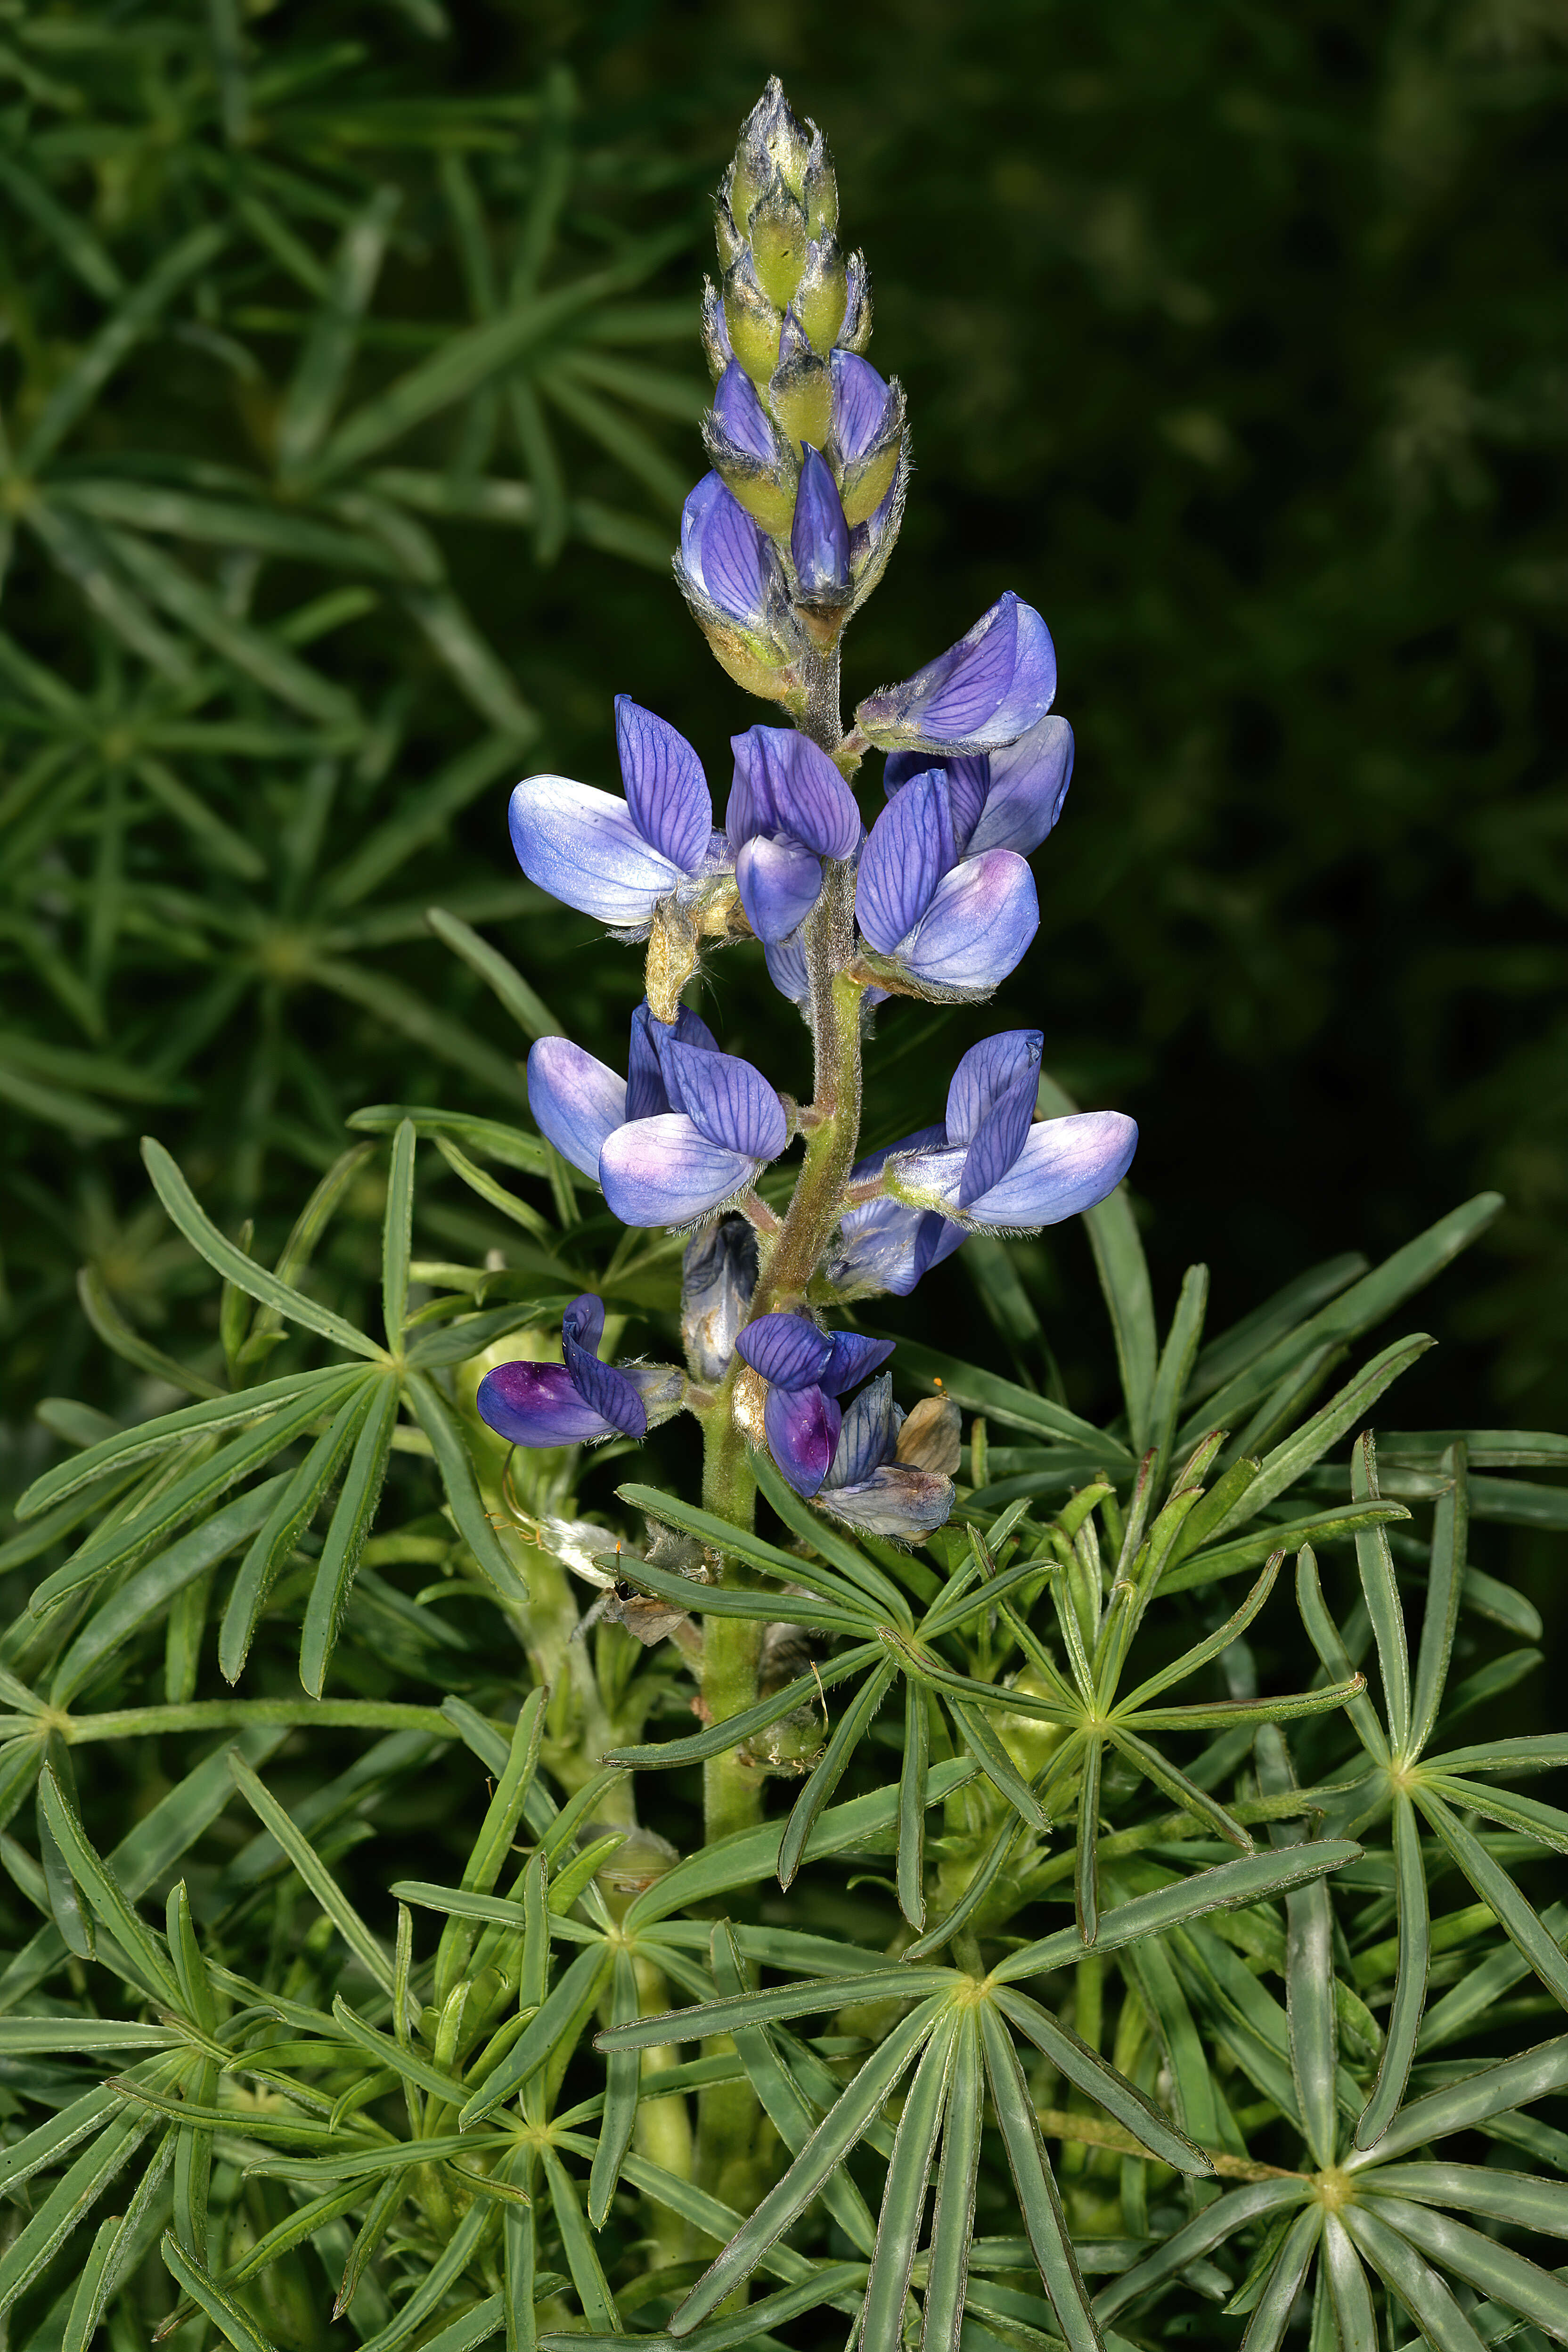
[482,76,1137,1539]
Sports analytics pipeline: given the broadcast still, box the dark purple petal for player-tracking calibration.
[509,776,683,926]
[944,1031,1045,1146]
[856,592,1058,755]
[830,350,895,462]
[526,1037,626,1179]
[957,1065,1039,1210]
[477,1361,617,1448]
[963,1111,1139,1229]
[855,772,956,954]
[679,472,775,627]
[825,1372,897,1488]
[560,1293,606,1355]
[818,1463,954,1539]
[790,445,850,602]
[627,1004,673,1122]
[658,1041,787,1160]
[599,1113,760,1227]
[560,1293,648,1438]
[633,1002,720,1120]
[712,359,780,462]
[822,1330,896,1396]
[765,1380,842,1498]
[736,834,824,944]
[965,715,1074,858]
[728,726,859,860]
[734,1312,834,1392]
[613,698,711,875]
[899,851,1039,993]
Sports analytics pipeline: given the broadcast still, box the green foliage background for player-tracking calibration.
[4,0,1565,1477]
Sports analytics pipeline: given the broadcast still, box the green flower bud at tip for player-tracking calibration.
[794,231,848,355]
[723,250,784,386]
[749,174,811,309]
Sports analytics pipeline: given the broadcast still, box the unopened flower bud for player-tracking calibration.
[791,446,851,609]
[700,278,734,381]
[681,1212,760,1381]
[748,174,811,309]
[724,250,784,386]
[837,252,873,353]
[714,178,744,272]
[794,233,848,356]
[829,351,906,527]
[702,360,796,536]
[768,309,833,455]
[801,126,838,237]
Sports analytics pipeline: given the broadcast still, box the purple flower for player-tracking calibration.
[855,770,1038,995]
[526,1003,718,1180]
[883,711,1074,860]
[817,1372,955,1540]
[734,1313,893,1497]
[508,699,726,930]
[477,1294,682,1449]
[727,725,861,945]
[855,592,1057,756]
[527,1004,788,1229]
[885,1030,1138,1231]
[677,471,787,636]
[791,445,850,605]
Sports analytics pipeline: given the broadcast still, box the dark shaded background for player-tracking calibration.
[2,0,1564,1459]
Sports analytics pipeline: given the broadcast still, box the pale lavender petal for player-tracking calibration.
[899,851,1038,993]
[944,1031,1045,1146]
[965,715,1074,858]
[477,1362,616,1447]
[763,930,811,1009]
[856,592,1058,754]
[712,359,779,462]
[791,445,850,602]
[825,1372,897,1488]
[958,1066,1039,1209]
[818,1464,954,1539]
[658,1041,787,1160]
[527,1037,626,1180]
[765,1380,842,1498]
[736,833,824,944]
[735,1312,834,1391]
[828,1200,943,1298]
[855,773,956,955]
[964,1111,1139,1229]
[830,350,895,462]
[509,776,683,925]
[614,697,711,874]
[887,1142,968,1212]
[599,1113,759,1227]
[823,1331,896,1396]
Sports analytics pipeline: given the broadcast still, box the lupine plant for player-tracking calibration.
[1,75,1568,2352]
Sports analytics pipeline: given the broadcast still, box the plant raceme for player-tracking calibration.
[497,100,1135,1530]
[9,72,1568,2352]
